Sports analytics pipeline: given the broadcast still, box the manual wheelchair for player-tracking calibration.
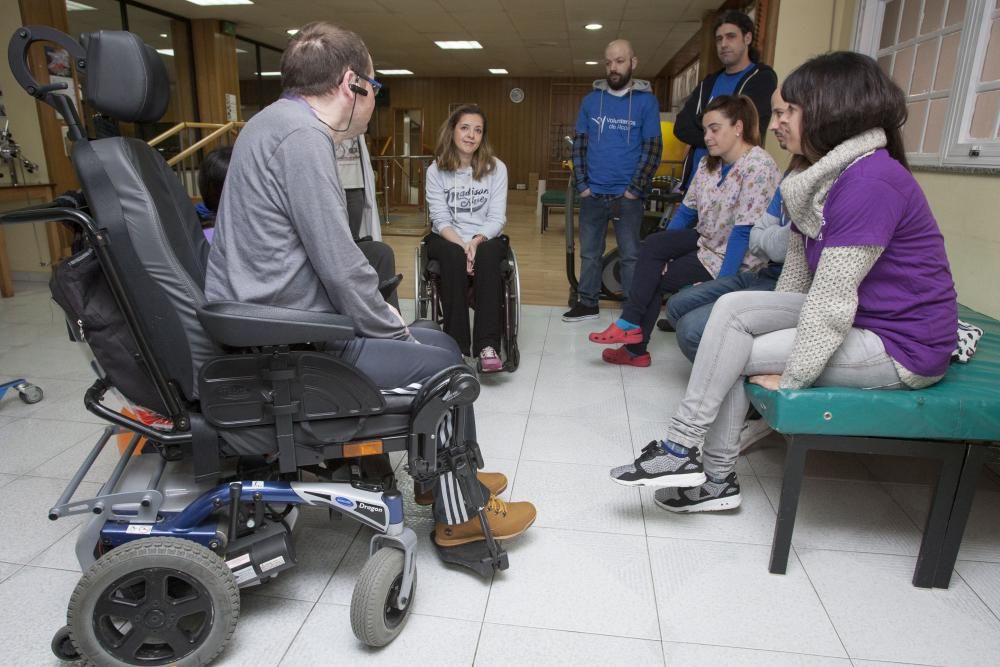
[413,234,521,372]
[4,27,509,666]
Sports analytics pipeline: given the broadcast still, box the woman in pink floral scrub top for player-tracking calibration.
[590,94,780,367]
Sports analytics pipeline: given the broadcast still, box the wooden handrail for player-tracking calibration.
[378,135,392,156]
[148,121,246,153]
[164,123,246,167]
[147,123,187,147]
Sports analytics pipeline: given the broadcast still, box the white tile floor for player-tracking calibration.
[2,281,1000,666]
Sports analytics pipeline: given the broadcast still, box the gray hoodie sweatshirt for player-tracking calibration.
[425,159,508,242]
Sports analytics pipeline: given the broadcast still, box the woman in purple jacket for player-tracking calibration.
[606,51,958,513]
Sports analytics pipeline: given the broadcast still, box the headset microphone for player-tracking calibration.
[348,77,369,97]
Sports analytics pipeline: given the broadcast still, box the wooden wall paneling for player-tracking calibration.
[191,20,240,125]
[546,82,592,190]
[17,0,76,264]
[378,77,591,189]
[169,19,196,124]
[759,0,781,69]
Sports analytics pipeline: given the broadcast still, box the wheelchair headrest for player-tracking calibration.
[80,30,169,123]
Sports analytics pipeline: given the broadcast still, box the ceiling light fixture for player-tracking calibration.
[377,69,414,75]
[585,23,603,30]
[585,60,598,65]
[185,0,253,6]
[258,71,281,77]
[66,1,97,10]
[156,48,175,56]
[287,29,299,36]
[435,41,482,49]
[489,68,508,74]
[160,33,168,38]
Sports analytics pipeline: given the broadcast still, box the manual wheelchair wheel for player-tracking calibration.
[51,625,80,661]
[17,382,43,404]
[67,537,240,666]
[350,548,416,647]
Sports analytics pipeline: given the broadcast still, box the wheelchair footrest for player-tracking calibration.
[431,532,509,577]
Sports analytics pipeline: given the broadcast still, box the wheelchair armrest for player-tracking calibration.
[197,301,356,347]
[379,273,403,300]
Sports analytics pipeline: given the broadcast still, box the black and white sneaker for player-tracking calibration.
[609,441,707,488]
[562,302,600,322]
[654,472,742,512]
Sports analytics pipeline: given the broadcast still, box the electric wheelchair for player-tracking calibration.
[4,27,509,665]
[413,235,521,372]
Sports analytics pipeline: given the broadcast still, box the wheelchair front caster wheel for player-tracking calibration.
[17,383,42,404]
[50,625,79,661]
[67,537,239,666]
[350,548,416,647]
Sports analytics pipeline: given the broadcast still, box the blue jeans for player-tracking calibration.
[578,194,643,306]
[666,271,778,362]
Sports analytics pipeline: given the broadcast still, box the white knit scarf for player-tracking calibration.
[781,128,887,239]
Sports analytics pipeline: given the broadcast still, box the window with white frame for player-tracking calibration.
[855,0,1000,168]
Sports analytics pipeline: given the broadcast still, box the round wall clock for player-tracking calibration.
[509,87,525,103]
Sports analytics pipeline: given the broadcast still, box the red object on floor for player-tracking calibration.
[589,322,643,345]
[602,345,651,367]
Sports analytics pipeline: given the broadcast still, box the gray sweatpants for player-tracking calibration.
[667,291,904,478]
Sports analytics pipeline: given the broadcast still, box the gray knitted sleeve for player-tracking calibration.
[780,245,885,390]
[775,232,812,294]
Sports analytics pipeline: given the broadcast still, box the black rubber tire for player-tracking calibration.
[503,264,520,373]
[51,625,80,661]
[18,383,43,404]
[67,537,240,667]
[350,548,415,647]
[601,248,624,299]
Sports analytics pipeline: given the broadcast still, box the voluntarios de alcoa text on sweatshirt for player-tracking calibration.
[425,159,508,242]
[573,79,662,196]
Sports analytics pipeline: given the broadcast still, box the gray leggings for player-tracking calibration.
[667,290,904,478]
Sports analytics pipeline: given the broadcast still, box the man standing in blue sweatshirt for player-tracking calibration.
[563,39,662,322]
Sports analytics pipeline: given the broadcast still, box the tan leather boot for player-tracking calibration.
[434,495,537,547]
[414,471,508,506]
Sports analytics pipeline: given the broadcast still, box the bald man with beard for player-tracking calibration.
[563,39,663,323]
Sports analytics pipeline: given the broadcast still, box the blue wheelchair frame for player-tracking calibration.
[48,423,418,607]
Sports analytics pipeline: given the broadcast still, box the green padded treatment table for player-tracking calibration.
[746,305,1000,588]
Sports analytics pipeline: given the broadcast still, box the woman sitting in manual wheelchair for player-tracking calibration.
[425,104,510,373]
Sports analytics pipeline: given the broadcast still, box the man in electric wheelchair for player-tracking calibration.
[205,21,536,546]
[3,20,534,666]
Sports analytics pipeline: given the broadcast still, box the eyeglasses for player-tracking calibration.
[358,73,383,97]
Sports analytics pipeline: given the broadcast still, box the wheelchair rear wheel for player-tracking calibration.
[502,247,520,372]
[350,547,416,647]
[66,537,240,666]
